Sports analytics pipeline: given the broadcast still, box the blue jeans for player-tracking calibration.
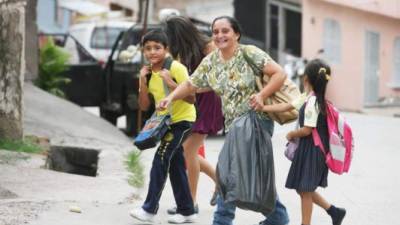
[212,195,289,225]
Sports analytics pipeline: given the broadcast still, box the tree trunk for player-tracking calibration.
[0,0,26,140]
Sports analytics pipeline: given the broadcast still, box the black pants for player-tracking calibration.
[142,121,195,216]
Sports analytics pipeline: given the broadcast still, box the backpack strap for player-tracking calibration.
[242,46,267,91]
[312,128,327,154]
[161,57,173,114]
[162,56,173,70]
[146,56,175,114]
[311,102,341,156]
[308,97,327,155]
[242,48,263,78]
[146,56,174,83]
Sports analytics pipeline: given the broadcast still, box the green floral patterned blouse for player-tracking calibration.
[190,44,272,128]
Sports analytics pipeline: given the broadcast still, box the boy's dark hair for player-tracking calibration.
[304,58,331,114]
[141,30,169,47]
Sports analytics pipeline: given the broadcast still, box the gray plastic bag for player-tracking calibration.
[217,111,277,214]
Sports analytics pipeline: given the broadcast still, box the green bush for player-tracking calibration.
[35,37,71,98]
[125,150,145,188]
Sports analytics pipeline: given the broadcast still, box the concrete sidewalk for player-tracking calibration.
[361,106,400,118]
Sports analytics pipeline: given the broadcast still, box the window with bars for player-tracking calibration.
[323,18,341,64]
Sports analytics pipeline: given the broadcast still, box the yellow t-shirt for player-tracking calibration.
[148,60,196,123]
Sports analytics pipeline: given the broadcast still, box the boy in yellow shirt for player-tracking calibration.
[130,30,197,224]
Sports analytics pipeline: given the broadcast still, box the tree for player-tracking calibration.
[0,0,26,140]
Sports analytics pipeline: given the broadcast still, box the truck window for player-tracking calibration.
[90,27,125,49]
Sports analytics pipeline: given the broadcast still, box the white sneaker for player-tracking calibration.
[167,213,197,224]
[129,208,155,223]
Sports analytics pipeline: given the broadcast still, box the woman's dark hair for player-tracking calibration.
[141,30,169,48]
[162,16,209,73]
[304,58,331,114]
[211,16,242,41]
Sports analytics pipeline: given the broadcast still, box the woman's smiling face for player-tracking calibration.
[212,18,240,51]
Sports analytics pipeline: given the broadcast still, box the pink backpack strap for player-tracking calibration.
[309,98,328,154]
[313,102,344,155]
[312,128,326,154]
[312,102,335,154]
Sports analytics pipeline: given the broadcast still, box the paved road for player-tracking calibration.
[21,113,400,225]
[2,85,399,225]
[131,112,400,225]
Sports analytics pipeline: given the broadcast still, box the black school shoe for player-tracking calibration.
[328,206,346,225]
[167,205,199,215]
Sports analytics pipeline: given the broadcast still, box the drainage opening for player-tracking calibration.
[47,146,99,177]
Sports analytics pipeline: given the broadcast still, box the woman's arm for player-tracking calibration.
[259,60,287,99]
[250,60,286,109]
[157,80,198,110]
[160,68,196,104]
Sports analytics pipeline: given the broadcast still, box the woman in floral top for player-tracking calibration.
[158,16,290,225]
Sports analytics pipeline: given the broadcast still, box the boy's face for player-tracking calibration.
[142,41,168,66]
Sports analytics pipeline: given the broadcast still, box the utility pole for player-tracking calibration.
[0,0,26,140]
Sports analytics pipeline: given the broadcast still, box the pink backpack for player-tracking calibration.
[312,102,354,175]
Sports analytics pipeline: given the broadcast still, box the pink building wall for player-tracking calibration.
[322,0,400,19]
[302,0,400,111]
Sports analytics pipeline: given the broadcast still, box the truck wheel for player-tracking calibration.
[125,110,138,137]
[100,108,118,125]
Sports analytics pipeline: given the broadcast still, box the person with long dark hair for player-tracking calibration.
[158,16,289,225]
[162,16,223,213]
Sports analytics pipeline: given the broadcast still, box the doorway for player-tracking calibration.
[266,0,302,64]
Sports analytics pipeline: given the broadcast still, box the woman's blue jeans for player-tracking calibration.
[212,195,289,225]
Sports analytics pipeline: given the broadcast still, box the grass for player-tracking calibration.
[125,150,145,188]
[0,137,44,154]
